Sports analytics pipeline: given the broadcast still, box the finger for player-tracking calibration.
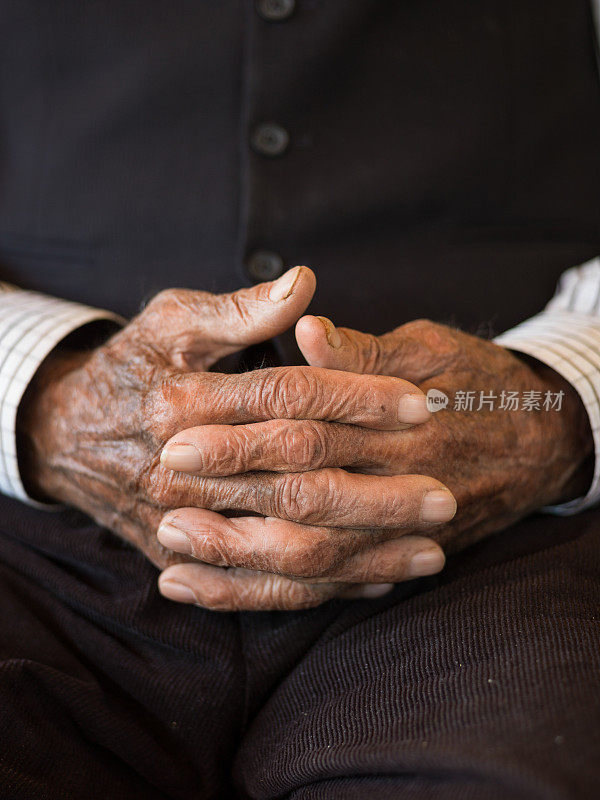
[296,315,399,374]
[164,365,431,430]
[138,266,316,370]
[157,508,446,580]
[157,508,365,576]
[154,470,457,529]
[161,420,394,475]
[157,537,444,611]
[332,535,445,582]
[296,315,460,383]
[158,563,342,611]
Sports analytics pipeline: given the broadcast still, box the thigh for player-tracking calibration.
[236,510,600,800]
[0,500,244,800]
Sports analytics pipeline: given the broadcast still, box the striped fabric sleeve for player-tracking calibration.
[0,284,124,506]
[495,257,600,515]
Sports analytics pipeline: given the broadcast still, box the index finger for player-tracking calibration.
[165,366,430,430]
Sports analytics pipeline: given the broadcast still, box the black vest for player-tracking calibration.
[0,0,599,363]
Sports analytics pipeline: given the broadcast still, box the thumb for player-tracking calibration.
[296,315,454,383]
[141,266,316,370]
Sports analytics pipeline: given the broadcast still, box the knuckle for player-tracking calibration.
[144,466,177,507]
[279,422,326,470]
[255,575,284,609]
[228,428,258,473]
[224,292,251,326]
[147,287,184,311]
[274,473,316,522]
[145,469,213,510]
[227,572,273,612]
[402,318,453,351]
[397,319,459,374]
[142,380,176,439]
[271,577,329,611]
[199,571,334,611]
[356,333,386,374]
[401,318,436,337]
[267,367,318,418]
[317,469,345,516]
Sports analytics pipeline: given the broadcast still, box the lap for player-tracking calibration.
[0,494,598,799]
[236,509,600,800]
[0,497,245,799]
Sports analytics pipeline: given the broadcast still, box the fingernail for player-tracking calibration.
[421,490,457,523]
[269,266,301,302]
[160,443,201,471]
[159,580,197,604]
[316,316,342,348]
[354,583,395,598]
[157,523,192,554]
[398,393,430,424]
[360,582,394,598]
[408,548,445,578]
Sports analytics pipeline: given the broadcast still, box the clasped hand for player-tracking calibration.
[20,267,591,611]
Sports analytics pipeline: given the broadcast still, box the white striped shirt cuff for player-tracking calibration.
[495,258,600,515]
[0,284,123,506]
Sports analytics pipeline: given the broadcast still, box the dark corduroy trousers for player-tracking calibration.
[0,494,598,799]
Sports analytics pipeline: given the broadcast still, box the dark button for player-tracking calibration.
[255,0,296,22]
[251,122,290,157]
[246,250,285,282]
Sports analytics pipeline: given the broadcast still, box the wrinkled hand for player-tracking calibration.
[158,316,592,611]
[18,268,433,577]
